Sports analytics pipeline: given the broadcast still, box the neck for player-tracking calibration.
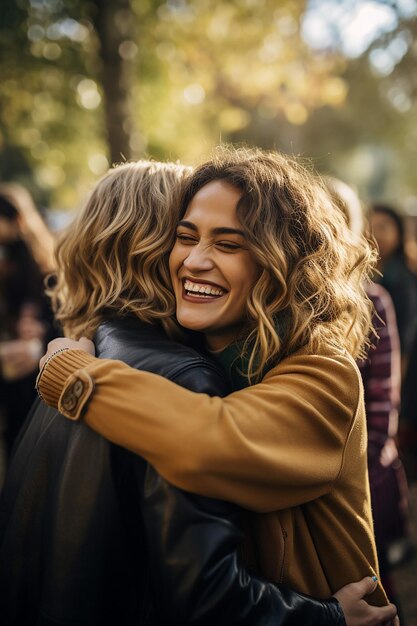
[207,344,227,355]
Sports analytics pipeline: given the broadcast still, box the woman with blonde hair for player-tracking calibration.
[0,159,367,626]
[38,147,399,625]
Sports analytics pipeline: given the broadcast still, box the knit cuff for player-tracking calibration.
[37,349,97,408]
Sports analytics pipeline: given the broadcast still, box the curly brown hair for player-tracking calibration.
[179,146,376,380]
[49,160,191,339]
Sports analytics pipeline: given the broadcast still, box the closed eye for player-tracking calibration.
[176,233,197,245]
[216,241,242,251]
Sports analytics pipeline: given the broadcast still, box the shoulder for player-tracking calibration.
[266,348,359,380]
[263,349,361,412]
[366,282,394,319]
[387,257,417,288]
[171,360,229,397]
[366,281,389,308]
[95,317,230,396]
[95,316,158,347]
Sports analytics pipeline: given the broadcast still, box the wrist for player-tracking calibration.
[36,348,70,402]
[327,596,346,626]
[36,349,96,408]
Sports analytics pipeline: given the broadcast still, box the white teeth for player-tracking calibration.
[184,279,225,297]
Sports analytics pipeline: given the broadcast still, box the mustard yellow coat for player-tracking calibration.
[39,346,388,605]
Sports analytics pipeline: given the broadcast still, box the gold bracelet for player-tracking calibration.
[35,347,70,402]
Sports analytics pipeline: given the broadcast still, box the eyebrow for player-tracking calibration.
[178,220,246,237]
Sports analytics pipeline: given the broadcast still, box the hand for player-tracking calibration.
[380,437,398,468]
[334,576,399,626]
[39,337,95,369]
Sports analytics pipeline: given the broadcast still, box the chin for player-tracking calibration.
[176,314,207,333]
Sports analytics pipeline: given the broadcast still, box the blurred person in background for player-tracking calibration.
[327,179,410,623]
[369,204,417,375]
[400,326,417,482]
[0,183,56,460]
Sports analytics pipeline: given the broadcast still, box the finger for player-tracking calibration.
[350,575,379,598]
[376,604,398,623]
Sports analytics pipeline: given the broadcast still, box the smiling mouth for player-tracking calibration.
[183,278,226,299]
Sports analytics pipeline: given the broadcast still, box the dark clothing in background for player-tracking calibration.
[400,330,417,481]
[376,255,417,357]
[402,329,417,427]
[0,239,57,457]
[0,317,344,626]
[358,283,409,612]
[358,283,408,550]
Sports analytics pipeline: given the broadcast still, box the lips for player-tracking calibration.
[182,278,227,301]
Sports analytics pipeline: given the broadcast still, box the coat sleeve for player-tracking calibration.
[38,349,358,513]
[138,364,345,626]
[140,464,345,626]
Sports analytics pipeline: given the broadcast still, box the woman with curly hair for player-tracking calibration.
[38,147,398,623]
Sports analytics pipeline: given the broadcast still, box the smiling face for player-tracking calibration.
[169,180,260,351]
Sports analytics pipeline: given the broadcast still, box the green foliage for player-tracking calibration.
[134,0,350,161]
[1,0,417,209]
[0,0,106,207]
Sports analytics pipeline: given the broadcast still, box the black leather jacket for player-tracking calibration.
[0,317,345,626]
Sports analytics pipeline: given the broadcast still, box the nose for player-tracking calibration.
[183,242,214,273]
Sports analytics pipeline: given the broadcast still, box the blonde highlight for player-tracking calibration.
[48,160,191,339]
[179,146,376,381]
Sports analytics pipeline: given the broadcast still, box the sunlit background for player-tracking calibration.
[1,0,417,218]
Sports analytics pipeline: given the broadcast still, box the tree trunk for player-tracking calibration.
[91,0,134,164]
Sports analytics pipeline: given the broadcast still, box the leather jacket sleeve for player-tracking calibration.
[139,363,346,626]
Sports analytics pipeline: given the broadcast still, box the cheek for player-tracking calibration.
[231,263,259,309]
[168,249,181,283]
[242,257,261,289]
[377,229,397,254]
[387,228,400,246]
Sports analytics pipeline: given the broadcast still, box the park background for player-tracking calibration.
[2,0,417,217]
[1,0,417,623]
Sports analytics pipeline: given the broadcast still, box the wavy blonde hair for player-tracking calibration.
[49,160,191,339]
[179,146,377,380]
